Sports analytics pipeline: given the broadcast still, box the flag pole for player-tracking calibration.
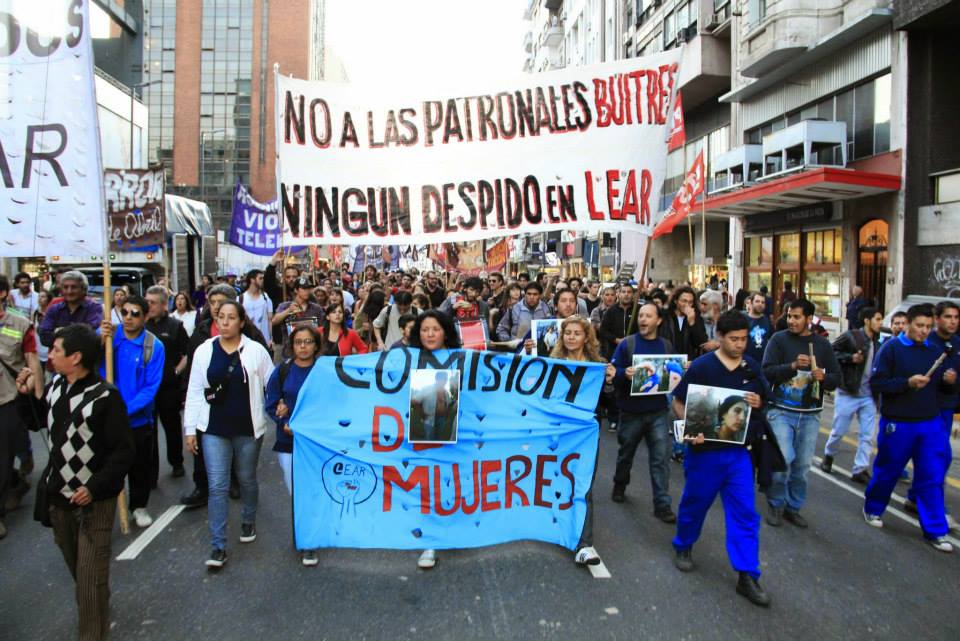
[701,136,709,288]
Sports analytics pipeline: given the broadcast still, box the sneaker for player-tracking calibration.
[765,505,783,527]
[132,508,153,528]
[171,466,186,478]
[674,549,694,572]
[205,548,227,569]
[927,537,954,553]
[574,546,601,565]
[947,514,958,531]
[654,507,677,524]
[783,510,808,529]
[902,499,918,515]
[611,484,626,503]
[180,488,208,509]
[736,572,771,607]
[819,455,833,474]
[850,470,871,484]
[670,451,684,464]
[301,550,319,566]
[417,549,437,569]
[863,510,883,528]
[239,523,257,543]
[607,421,617,433]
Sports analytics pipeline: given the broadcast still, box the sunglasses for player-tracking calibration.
[121,308,142,318]
[293,339,316,347]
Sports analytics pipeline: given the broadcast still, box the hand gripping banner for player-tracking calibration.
[289,348,604,551]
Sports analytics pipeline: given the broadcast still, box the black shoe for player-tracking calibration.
[240,523,256,543]
[850,470,870,484]
[674,549,694,572]
[819,455,833,474]
[783,510,808,529]
[229,484,241,500]
[671,451,684,463]
[903,499,918,515]
[766,505,783,527]
[205,548,227,569]
[171,466,186,478]
[611,484,626,503]
[18,455,34,476]
[180,488,208,508]
[736,572,770,607]
[655,507,677,524]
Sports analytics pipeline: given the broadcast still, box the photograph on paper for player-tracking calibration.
[682,384,751,445]
[408,369,460,444]
[630,354,687,396]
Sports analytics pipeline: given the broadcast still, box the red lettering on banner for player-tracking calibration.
[505,455,532,508]
[558,453,580,510]
[606,170,622,220]
[534,455,557,508]
[372,406,404,452]
[382,465,430,513]
[584,171,604,220]
[480,460,503,512]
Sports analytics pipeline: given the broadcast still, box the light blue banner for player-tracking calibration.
[289,348,603,551]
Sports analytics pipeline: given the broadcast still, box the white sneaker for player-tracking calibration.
[928,537,954,553]
[863,510,883,528]
[417,549,437,569]
[132,508,153,528]
[574,546,601,565]
[301,550,319,567]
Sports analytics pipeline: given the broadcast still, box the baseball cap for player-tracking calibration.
[294,277,313,289]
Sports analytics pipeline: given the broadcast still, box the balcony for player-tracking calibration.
[541,22,563,48]
[710,145,763,194]
[675,29,731,110]
[761,120,847,179]
[523,31,533,53]
[523,0,535,21]
[544,0,562,11]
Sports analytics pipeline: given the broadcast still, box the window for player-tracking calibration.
[663,11,676,48]
[936,172,960,204]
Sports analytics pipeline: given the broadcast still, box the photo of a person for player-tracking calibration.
[682,384,752,445]
[776,370,813,409]
[409,369,460,443]
[630,355,687,396]
[533,319,562,357]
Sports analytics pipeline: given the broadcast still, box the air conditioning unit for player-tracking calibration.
[677,30,686,43]
[705,13,721,31]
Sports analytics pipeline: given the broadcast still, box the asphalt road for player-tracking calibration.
[2,399,958,641]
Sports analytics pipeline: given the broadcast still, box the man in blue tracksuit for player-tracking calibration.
[99,294,165,529]
[671,310,771,606]
[610,302,676,523]
[864,303,955,552]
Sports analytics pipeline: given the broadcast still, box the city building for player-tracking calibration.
[141,0,330,230]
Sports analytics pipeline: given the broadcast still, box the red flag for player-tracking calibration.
[667,92,686,152]
[652,151,705,239]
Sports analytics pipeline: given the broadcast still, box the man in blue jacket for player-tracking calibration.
[864,304,955,552]
[100,294,165,529]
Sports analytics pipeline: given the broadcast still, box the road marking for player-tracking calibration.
[810,457,960,549]
[116,505,186,561]
[588,556,611,579]
[816,426,960,490]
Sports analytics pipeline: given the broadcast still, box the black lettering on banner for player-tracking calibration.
[0,11,22,56]
[335,357,370,389]
[534,87,554,133]
[516,358,548,395]
[26,28,59,57]
[421,185,442,233]
[477,95,497,141]
[460,97,474,142]
[23,124,67,188]
[477,180,494,230]
[480,352,502,392]
[368,187,387,236]
[544,363,587,403]
[285,92,305,145]
[343,188,368,235]
[496,92,517,140]
[316,187,339,236]
[417,350,466,373]
[423,101,442,146]
[441,183,457,233]
[281,183,301,236]
[309,98,332,147]
[515,89,536,137]
[398,108,419,146]
[442,99,464,144]
[573,81,592,130]
[503,354,522,393]
[367,111,383,149]
[383,110,401,146]
[504,178,523,229]
[0,139,13,187]
[66,0,83,48]
[458,182,477,229]
[523,175,542,224]
[388,187,411,235]
[302,185,314,237]
[558,185,576,222]
[560,84,576,131]
[376,349,410,393]
[547,86,564,132]
[339,112,359,147]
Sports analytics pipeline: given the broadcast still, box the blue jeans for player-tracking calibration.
[614,409,671,509]
[824,392,877,474]
[766,408,821,513]
[203,433,263,550]
[673,448,761,578]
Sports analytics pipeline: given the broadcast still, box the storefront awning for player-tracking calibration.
[165,194,214,236]
[702,167,901,217]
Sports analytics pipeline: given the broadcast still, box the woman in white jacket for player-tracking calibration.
[184,300,273,569]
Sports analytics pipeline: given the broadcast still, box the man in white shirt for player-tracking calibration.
[10,272,39,317]
[241,269,274,351]
[373,291,419,350]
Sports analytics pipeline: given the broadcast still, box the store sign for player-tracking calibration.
[742,203,833,233]
[276,50,682,245]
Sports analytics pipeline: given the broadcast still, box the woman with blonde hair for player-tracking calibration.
[549,315,615,566]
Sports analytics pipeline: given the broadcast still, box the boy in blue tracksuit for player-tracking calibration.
[864,303,956,552]
[99,295,165,528]
[671,310,771,607]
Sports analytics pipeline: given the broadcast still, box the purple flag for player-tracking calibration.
[229,182,301,255]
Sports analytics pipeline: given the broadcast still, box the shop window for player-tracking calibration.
[777,233,800,265]
[804,272,842,318]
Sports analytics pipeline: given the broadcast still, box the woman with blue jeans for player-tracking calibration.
[265,324,320,566]
[184,301,273,569]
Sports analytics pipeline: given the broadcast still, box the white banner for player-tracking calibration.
[0,0,105,257]
[276,50,681,246]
